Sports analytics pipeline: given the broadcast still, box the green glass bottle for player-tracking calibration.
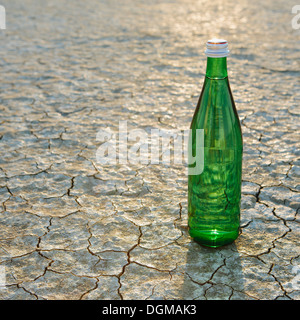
[188,39,243,248]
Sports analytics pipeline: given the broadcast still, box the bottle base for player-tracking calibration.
[189,228,239,248]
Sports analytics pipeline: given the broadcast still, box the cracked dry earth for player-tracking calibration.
[0,0,299,300]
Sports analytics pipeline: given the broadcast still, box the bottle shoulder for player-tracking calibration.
[192,77,240,123]
[191,77,243,148]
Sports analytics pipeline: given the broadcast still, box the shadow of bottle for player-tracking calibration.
[178,239,251,300]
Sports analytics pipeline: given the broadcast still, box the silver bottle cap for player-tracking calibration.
[205,39,230,58]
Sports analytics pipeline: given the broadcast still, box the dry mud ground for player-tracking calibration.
[0,0,299,299]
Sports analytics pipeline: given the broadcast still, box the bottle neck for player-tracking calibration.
[205,57,228,79]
